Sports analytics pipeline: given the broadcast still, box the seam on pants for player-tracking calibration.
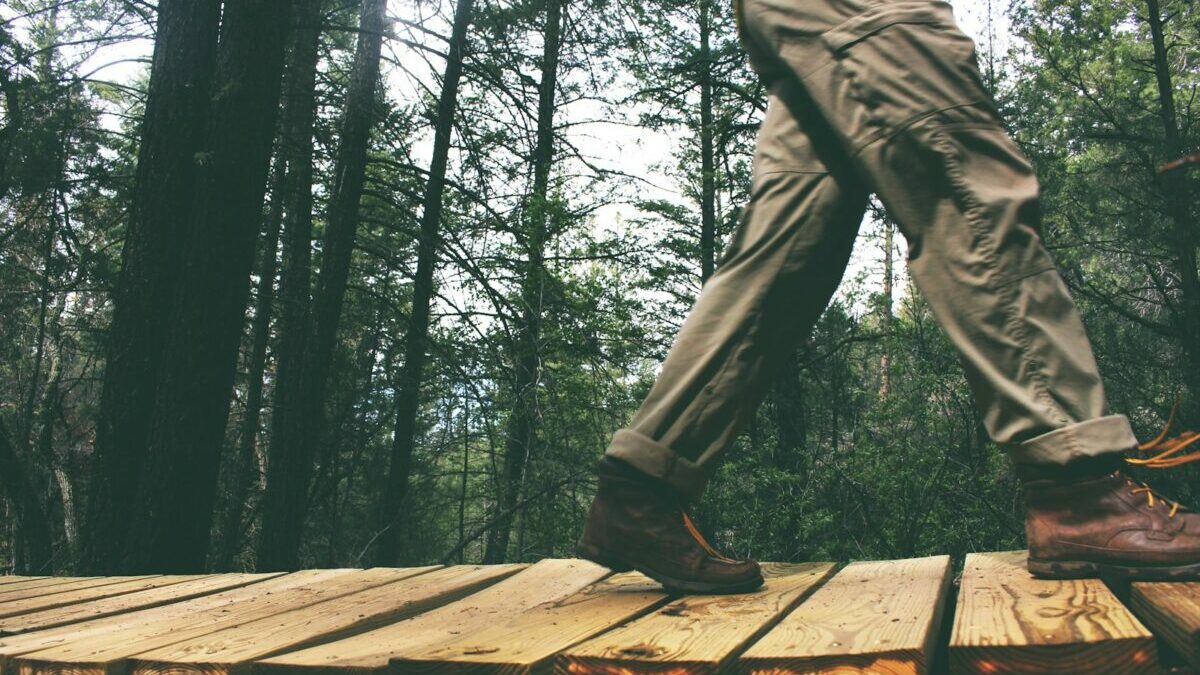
[845,100,991,158]
[757,168,830,176]
[926,125,1073,429]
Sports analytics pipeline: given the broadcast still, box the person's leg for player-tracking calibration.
[577,68,870,592]
[605,77,869,503]
[740,0,1200,578]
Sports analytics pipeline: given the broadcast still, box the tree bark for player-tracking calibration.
[375,0,476,566]
[0,417,53,573]
[213,153,286,571]
[122,0,292,573]
[84,0,222,574]
[258,0,388,571]
[484,0,565,564]
[1145,0,1200,417]
[698,0,716,283]
[879,217,893,399]
[220,0,324,572]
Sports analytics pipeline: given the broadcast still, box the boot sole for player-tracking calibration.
[576,542,764,595]
[1028,557,1200,581]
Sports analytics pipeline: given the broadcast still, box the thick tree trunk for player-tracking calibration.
[484,0,564,564]
[135,0,290,574]
[220,0,323,571]
[375,0,476,566]
[698,0,716,283]
[258,0,388,571]
[84,0,222,574]
[122,0,292,573]
[1145,0,1200,418]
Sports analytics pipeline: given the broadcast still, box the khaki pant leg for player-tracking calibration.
[606,77,870,501]
[741,0,1137,464]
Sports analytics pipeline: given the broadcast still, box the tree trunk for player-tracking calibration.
[483,0,565,564]
[84,0,222,574]
[879,218,893,399]
[213,153,287,571]
[123,0,292,573]
[1145,0,1200,419]
[698,0,716,283]
[259,0,388,571]
[375,0,476,566]
[0,417,53,573]
[220,0,323,571]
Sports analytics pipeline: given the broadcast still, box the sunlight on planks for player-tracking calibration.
[560,562,833,675]
[1,569,407,675]
[254,559,604,675]
[128,564,521,675]
[737,556,950,675]
[949,551,1157,675]
[0,574,279,635]
[390,569,670,674]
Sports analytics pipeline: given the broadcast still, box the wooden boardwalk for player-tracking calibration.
[0,551,1197,674]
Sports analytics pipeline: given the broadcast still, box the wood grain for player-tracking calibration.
[0,577,200,621]
[0,571,350,674]
[253,559,604,675]
[735,556,950,675]
[126,565,520,675]
[0,578,155,603]
[1130,581,1200,670]
[0,574,280,635]
[0,581,44,589]
[6,569,424,675]
[559,562,834,675]
[392,569,671,674]
[0,579,89,596]
[949,551,1157,675]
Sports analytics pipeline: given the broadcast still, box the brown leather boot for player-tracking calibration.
[576,457,764,594]
[1022,437,1200,580]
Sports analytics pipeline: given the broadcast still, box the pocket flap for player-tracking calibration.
[822,1,957,51]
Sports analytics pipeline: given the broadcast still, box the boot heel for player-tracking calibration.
[1027,557,1098,579]
[576,542,634,572]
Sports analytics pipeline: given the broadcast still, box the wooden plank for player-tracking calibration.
[0,577,163,606]
[0,580,44,589]
[0,571,345,671]
[737,556,949,675]
[392,569,673,674]
[0,574,279,635]
[1130,581,1200,670]
[0,578,113,599]
[0,569,411,675]
[560,562,834,675]
[254,559,603,675]
[0,577,200,621]
[128,565,522,675]
[949,551,1157,675]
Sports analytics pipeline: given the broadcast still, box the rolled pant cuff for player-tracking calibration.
[1010,414,1138,465]
[605,429,709,502]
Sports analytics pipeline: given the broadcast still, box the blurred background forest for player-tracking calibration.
[0,0,1196,574]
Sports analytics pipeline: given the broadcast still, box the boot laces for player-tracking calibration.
[1123,394,1200,518]
[680,510,736,562]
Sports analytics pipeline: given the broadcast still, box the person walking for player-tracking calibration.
[576,0,1200,593]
